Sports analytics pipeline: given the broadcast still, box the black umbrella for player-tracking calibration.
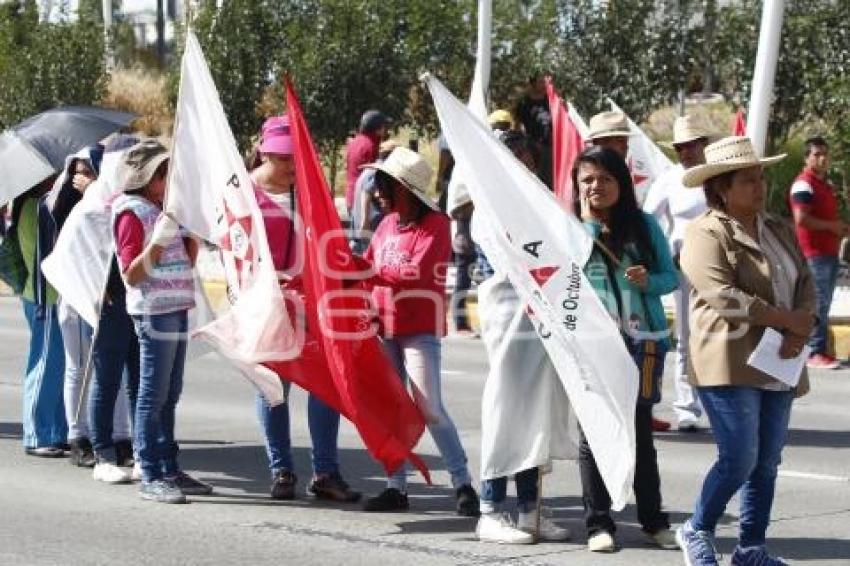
[1,105,136,205]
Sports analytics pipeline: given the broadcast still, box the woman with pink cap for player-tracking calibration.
[250,115,360,503]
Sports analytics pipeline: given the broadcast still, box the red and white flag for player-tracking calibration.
[428,74,638,510]
[733,108,747,136]
[546,78,586,208]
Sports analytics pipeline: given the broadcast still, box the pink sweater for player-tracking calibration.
[364,210,451,337]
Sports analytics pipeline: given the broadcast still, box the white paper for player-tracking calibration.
[747,328,810,387]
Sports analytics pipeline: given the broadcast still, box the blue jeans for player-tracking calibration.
[256,385,341,476]
[691,386,794,547]
[132,311,188,482]
[90,293,140,461]
[21,299,67,448]
[807,256,839,354]
[382,334,472,491]
[480,468,539,514]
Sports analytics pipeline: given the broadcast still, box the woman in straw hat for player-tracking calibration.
[357,146,479,516]
[676,136,816,566]
[572,146,679,553]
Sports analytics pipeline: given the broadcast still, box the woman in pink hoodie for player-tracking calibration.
[357,147,479,516]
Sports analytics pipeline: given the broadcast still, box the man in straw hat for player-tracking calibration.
[677,135,816,566]
[643,114,713,432]
[355,146,480,516]
[789,136,849,369]
[587,110,633,158]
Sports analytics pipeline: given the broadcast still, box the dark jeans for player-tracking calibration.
[256,386,341,477]
[579,403,669,535]
[133,311,188,482]
[452,252,475,329]
[480,467,539,514]
[691,386,793,547]
[90,293,140,461]
[807,255,839,354]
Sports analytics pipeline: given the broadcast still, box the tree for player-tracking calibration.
[0,0,108,130]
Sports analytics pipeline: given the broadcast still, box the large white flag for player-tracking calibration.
[166,32,297,403]
[427,75,638,510]
[608,99,674,206]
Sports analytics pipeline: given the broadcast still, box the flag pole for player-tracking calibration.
[746,0,785,156]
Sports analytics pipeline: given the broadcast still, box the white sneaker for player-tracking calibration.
[517,506,571,541]
[587,530,615,552]
[93,461,131,484]
[476,512,535,544]
[131,462,142,482]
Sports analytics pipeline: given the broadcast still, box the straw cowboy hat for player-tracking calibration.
[682,136,785,188]
[666,114,714,146]
[588,110,632,140]
[363,146,438,210]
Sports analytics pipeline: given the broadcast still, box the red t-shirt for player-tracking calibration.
[115,210,145,271]
[789,168,840,258]
[364,210,450,337]
[345,133,379,211]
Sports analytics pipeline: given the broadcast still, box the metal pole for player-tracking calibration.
[102,0,113,71]
[746,0,785,156]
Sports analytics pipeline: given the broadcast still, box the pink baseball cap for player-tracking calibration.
[259,115,293,156]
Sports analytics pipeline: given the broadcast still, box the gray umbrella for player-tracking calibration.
[1,105,136,206]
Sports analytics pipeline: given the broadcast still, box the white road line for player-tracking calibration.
[779,470,850,482]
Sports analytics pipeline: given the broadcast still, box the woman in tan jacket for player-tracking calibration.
[675,137,816,566]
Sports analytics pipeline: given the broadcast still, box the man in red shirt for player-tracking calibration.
[790,136,849,369]
[345,110,390,213]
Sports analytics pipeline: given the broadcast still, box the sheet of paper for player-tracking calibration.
[746,328,810,387]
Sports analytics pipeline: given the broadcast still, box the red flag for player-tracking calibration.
[733,108,747,136]
[280,77,430,481]
[546,77,586,208]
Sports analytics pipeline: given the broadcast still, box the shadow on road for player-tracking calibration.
[0,421,22,439]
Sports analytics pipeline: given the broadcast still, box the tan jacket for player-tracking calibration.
[681,209,816,396]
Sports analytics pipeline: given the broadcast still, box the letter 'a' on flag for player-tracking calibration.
[607,99,673,206]
[283,77,430,481]
[425,73,638,510]
[546,77,586,209]
[733,108,747,135]
[165,32,301,404]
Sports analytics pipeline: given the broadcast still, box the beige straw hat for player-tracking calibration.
[588,111,632,140]
[668,115,713,146]
[682,136,785,188]
[363,146,438,210]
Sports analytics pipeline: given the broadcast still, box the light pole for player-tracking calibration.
[746,0,785,156]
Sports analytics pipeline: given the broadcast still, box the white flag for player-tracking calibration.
[608,99,674,206]
[165,32,298,404]
[427,75,638,510]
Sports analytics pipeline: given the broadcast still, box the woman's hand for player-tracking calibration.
[71,174,93,193]
[625,265,649,289]
[779,332,807,359]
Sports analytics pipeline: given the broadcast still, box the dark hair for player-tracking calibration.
[571,146,655,264]
[804,136,828,157]
[373,170,428,222]
[703,170,736,210]
[500,130,533,162]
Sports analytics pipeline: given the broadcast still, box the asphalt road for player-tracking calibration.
[1,295,849,565]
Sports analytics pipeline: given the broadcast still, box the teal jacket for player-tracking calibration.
[582,211,678,348]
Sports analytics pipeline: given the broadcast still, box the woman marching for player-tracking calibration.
[250,115,360,503]
[676,137,815,566]
[572,146,679,553]
[356,147,479,516]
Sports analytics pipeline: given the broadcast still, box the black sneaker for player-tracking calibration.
[363,488,409,512]
[165,471,214,496]
[69,437,96,468]
[307,473,361,503]
[456,484,481,517]
[270,470,297,500]
[115,439,135,467]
